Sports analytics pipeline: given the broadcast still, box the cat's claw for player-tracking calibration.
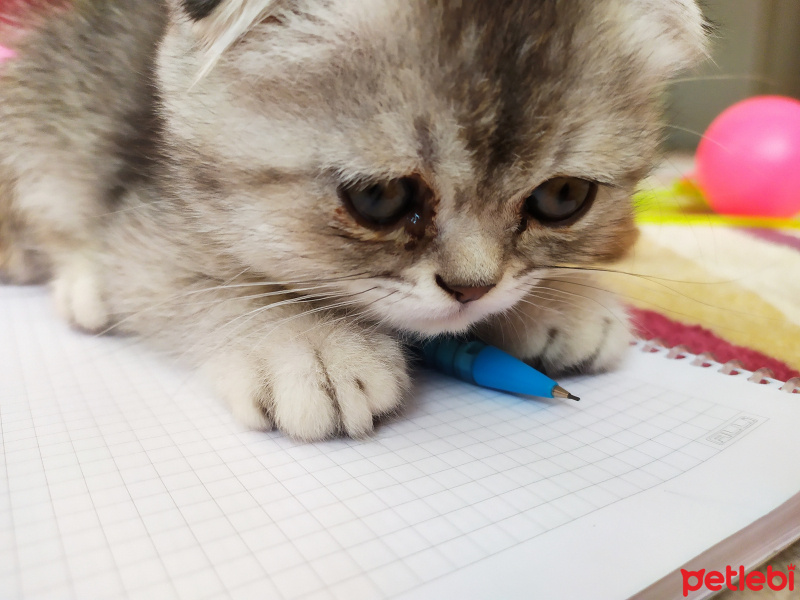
[478,276,632,377]
[206,325,410,440]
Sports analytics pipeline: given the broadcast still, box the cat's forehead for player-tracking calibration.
[222,0,699,192]
[405,1,679,181]
[409,2,640,189]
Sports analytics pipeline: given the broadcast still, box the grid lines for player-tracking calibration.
[0,288,760,599]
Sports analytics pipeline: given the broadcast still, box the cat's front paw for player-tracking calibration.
[205,323,410,441]
[477,276,632,377]
[52,253,110,333]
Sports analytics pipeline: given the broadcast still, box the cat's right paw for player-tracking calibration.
[477,276,632,377]
[206,324,410,441]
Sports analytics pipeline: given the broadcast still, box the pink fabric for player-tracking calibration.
[1,0,72,57]
[630,307,799,382]
[0,45,16,62]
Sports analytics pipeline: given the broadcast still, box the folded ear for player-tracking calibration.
[618,0,709,76]
[178,0,283,76]
[181,0,228,21]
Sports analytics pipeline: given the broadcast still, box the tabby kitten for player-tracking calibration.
[0,0,706,439]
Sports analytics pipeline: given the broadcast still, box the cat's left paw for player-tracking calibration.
[477,277,632,376]
[52,252,110,333]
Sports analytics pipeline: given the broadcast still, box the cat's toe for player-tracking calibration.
[209,326,409,441]
[272,328,410,440]
[533,312,632,376]
[204,355,274,431]
[52,255,109,333]
[478,280,632,377]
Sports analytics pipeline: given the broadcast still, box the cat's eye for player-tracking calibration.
[524,177,598,225]
[339,178,416,227]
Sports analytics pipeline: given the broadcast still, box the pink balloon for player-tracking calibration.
[695,96,800,218]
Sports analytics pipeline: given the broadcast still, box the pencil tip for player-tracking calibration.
[553,385,580,401]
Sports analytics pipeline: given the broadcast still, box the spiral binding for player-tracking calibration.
[634,339,800,394]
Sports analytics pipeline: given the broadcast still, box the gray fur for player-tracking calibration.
[0,0,706,440]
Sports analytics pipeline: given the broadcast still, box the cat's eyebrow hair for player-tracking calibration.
[371,272,406,282]
[414,116,437,171]
[238,167,318,186]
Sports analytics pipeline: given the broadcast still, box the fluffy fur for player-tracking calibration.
[0,0,706,440]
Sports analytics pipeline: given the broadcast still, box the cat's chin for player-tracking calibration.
[386,304,501,336]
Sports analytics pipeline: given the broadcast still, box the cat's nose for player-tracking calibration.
[436,276,496,304]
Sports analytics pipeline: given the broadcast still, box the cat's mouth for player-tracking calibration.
[381,287,521,336]
[337,272,534,335]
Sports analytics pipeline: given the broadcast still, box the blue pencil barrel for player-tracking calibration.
[417,338,485,384]
[470,345,558,397]
[417,337,560,399]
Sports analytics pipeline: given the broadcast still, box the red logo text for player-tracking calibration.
[681,564,795,597]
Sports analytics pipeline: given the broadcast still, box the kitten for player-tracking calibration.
[0,0,706,440]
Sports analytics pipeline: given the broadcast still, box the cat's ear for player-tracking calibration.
[176,0,284,76]
[180,0,281,41]
[181,0,227,21]
[621,0,709,76]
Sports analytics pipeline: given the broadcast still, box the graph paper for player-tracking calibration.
[1,286,794,600]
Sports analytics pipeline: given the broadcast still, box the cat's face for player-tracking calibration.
[159,0,705,334]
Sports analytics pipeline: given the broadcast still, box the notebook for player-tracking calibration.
[2,285,800,600]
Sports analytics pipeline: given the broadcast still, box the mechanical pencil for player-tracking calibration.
[417,338,580,401]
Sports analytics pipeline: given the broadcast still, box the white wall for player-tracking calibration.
[667,0,800,150]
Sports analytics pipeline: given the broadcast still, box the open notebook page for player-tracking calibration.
[2,285,800,600]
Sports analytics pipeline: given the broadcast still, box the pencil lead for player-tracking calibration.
[553,386,580,401]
